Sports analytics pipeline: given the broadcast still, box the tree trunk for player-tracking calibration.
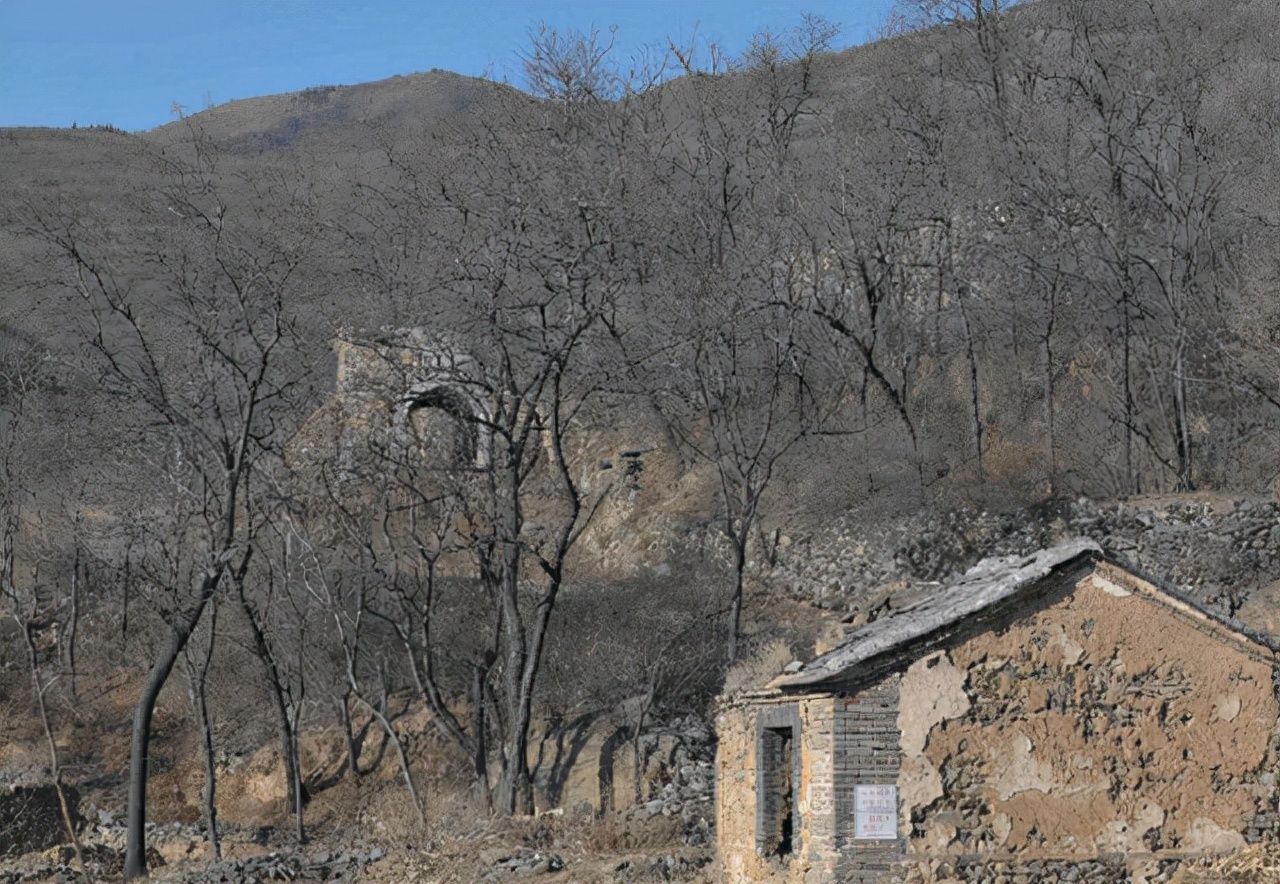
[184,652,220,861]
[336,693,366,778]
[1042,276,1059,497]
[955,289,985,485]
[494,480,534,816]
[726,531,748,663]
[237,591,305,839]
[356,693,426,828]
[495,622,533,817]
[287,712,307,844]
[20,617,92,884]
[496,598,556,815]
[495,734,532,816]
[630,686,656,806]
[469,662,492,810]
[1172,329,1195,491]
[64,551,80,704]
[124,581,215,880]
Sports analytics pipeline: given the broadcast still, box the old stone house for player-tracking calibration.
[716,538,1280,882]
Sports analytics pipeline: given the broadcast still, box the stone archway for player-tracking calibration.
[405,386,479,470]
[397,377,495,471]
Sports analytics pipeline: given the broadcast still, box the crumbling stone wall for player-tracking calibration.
[897,564,1280,877]
[290,332,486,474]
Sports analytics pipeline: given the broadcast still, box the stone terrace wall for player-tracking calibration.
[765,497,1280,623]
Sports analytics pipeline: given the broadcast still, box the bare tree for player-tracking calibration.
[1025,0,1244,493]
[338,74,635,812]
[180,598,221,861]
[233,527,314,844]
[644,287,815,662]
[0,340,91,882]
[618,17,840,662]
[880,0,1023,39]
[522,23,623,105]
[20,128,315,878]
[284,513,429,829]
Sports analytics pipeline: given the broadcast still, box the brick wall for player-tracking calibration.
[833,676,906,883]
[717,694,843,882]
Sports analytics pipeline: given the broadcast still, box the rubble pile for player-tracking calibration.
[902,855,1180,884]
[625,716,714,847]
[479,847,566,879]
[185,848,381,883]
[612,853,715,881]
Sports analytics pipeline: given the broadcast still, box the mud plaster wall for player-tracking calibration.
[716,695,841,883]
[898,566,1280,864]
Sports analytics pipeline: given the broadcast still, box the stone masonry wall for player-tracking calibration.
[717,695,841,883]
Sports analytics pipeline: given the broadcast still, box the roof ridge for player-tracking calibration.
[771,537,1102,690]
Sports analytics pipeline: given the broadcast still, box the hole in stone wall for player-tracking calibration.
[406,388,477,469]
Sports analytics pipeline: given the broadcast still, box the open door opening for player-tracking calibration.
[760,725,795,858]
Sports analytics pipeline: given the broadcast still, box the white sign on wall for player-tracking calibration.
[854,784,898,840]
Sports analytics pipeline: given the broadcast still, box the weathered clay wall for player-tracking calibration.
[898,564,1280,874]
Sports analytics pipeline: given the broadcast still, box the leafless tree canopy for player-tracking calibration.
[2,0,1280,870]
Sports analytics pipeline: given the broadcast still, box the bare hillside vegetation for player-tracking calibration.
[3,0,1280,880]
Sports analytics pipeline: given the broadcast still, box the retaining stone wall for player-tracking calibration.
[766,497,1280,622]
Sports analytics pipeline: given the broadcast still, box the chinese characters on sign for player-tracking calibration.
[854,784,897,840]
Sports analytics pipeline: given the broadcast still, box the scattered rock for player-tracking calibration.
[767,498,1280,628]
[481,847,566,878]
[613,853,713,882]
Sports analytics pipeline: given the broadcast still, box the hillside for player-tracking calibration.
[3,0,1280,880]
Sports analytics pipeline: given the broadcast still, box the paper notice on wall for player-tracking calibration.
[854,784,898,840]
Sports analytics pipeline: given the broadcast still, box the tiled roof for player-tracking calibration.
[772,537,1103,689]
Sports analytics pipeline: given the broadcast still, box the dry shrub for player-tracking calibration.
[578,811,684,854]
[1172,844,1280,882]
[411,806,685,859]
[347,777,430,845]
[721,639,794,696]
[414,784,496,842]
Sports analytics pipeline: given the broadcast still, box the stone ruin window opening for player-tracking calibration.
[760,724,797,860]
[405,387,479,471]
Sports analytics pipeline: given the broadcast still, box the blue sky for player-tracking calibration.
[0,0,898,132]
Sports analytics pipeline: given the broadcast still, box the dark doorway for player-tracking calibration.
[407,387,476,469]
[760,725,795,858]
